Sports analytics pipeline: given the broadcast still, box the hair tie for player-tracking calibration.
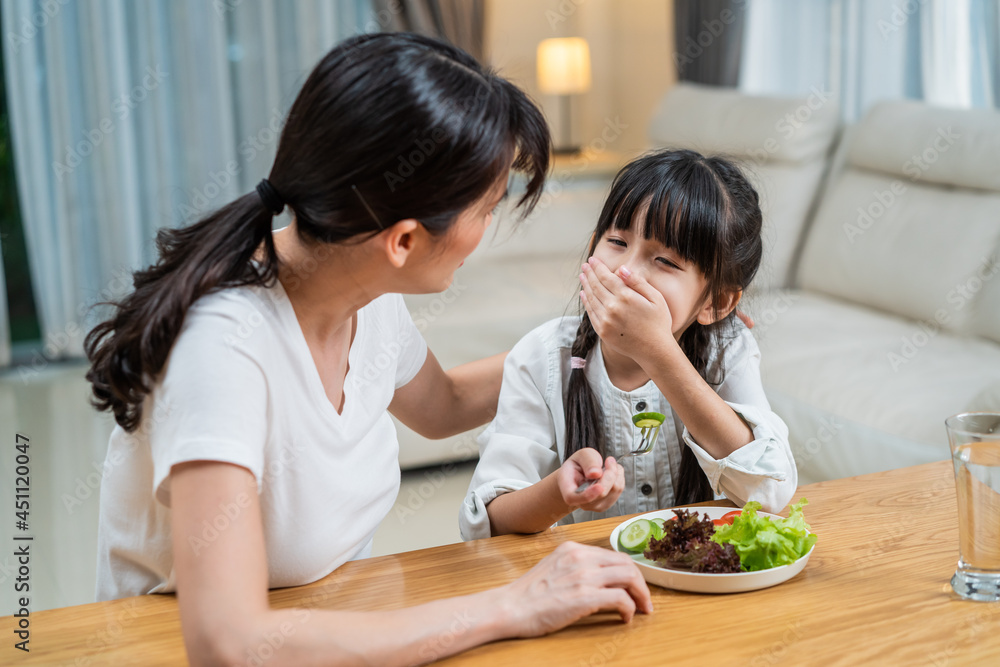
[570,356,587,370]
[256,178,284,215]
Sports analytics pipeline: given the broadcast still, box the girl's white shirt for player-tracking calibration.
[459,316,797,540]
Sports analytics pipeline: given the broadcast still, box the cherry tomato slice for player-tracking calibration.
[717,510,742,526]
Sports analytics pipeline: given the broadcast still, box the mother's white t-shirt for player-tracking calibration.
[94,281,427,601]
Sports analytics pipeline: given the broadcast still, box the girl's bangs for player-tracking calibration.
[609,174,723,278]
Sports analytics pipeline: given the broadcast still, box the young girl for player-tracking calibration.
[460,149,797,539]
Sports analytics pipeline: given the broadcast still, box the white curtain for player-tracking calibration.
[739,0,1000,121]
[1,0,372,363]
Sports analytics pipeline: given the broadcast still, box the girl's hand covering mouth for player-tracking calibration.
[579,256,675,366]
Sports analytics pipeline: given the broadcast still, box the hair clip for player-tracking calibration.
[570,356,587,370]
[351,184,385,230]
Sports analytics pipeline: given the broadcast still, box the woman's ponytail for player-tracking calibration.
[85,193,278,432]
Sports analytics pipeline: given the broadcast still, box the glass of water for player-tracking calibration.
[947,412,1000,601]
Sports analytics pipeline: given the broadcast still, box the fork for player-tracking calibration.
[574,417,664,493]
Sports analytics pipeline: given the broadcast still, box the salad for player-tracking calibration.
[617,499,817,573]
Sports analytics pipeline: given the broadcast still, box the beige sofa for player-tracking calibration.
[400,83,1000,486]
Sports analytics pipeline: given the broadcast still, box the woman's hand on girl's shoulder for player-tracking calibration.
[498,541,653,637]
[557,448,625,512]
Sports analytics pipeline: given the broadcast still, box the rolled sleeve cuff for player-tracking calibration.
[459,479,534,541]
[681,402,792,511]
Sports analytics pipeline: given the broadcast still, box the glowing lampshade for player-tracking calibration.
[537,37,592,95]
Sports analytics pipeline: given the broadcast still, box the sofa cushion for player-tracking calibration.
[797,101,1000,337]
[648,83,840,291]
[797,170,1000,333]
[848,101,1000,193]
[649,83,840,164]
[748,290,1000,483]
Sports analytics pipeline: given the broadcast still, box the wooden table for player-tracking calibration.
[6,460,1000,666]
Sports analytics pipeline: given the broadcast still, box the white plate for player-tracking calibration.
[609,507,815,594]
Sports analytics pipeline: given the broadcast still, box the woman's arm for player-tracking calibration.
[389,350,506,439]
[171,460,652,666]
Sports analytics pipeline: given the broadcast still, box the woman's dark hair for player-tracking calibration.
[564,149,762,504]
[86,32,550,432]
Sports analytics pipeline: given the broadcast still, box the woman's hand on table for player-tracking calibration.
[499,541,653,637]
[557,447,625,512]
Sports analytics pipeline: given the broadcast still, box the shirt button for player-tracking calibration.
[635,401,647,412]
[640,483,653,496]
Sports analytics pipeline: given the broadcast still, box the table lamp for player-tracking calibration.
[537,37,591,155]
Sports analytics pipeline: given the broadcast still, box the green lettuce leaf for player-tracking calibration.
[710,498,817,572]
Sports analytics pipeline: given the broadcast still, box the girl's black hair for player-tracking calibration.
[86,32,550,432]
[564,149,762,505]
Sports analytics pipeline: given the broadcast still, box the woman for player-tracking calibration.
[86,33,651,665]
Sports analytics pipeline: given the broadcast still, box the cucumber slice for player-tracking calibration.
[632,411,666,428]
[618,518,654,553]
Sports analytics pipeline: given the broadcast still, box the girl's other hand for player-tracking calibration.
[498,541,653,637]
[557,448,624,512]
